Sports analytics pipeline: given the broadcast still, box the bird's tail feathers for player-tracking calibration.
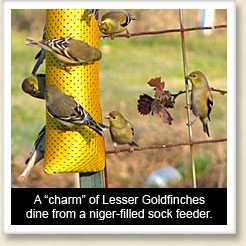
[34,49,42,59]
[19,154,36,182]
[203,123,210,137]
[32,49,46,75]
[25,126,45,164]
[87,121,108,137]
[99,122,109,129]
[130,141,139,147]
[25,39,40,47]
[26,39,53,53]
[88,123,104,137]
[125,13,138,23]
[87,9,99,20]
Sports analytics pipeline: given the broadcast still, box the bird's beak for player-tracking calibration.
[105,115,110,119]
[185,75,191,80]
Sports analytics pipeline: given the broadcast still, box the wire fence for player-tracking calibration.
[103,9,227,188]
[105,138,227,155]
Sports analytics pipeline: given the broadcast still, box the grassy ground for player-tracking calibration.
[11,20,227,188]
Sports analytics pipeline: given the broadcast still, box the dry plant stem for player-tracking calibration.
[105,138,227,155]
[179,9,197,188]
[100,24,227,39]
[210,87,227,95]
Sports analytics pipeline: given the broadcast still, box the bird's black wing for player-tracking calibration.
[207,92,213,121]
[75,104,105,136]
[25,126,46,164]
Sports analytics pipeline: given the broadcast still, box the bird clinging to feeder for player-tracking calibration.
[25,37,102,73]
[45,85,108,137]
[22,74,46,99]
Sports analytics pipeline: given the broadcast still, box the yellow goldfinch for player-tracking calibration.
[19,126,45,182]
[99,11,137,39]
[25,37,102,72]
[186,71,213,137]
[21,74,46,99]
[105,111,138,152]
[45,85,108,137]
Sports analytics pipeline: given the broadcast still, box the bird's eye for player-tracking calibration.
[192,75,196,78]
[112,116,116,119]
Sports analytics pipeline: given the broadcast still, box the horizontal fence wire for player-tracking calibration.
[105,138,227,155]
[100,24,227,39]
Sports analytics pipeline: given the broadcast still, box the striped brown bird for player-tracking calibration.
[45,85,108,137]
[25,37,102,71]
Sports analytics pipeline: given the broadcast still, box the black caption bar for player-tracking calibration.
[11,188,227,225]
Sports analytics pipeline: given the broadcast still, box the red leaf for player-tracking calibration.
[137,94,154,115]
[151,99,162,114]
[148,77,162,87]
[147,77,165,98]
[159,105,173,125]
[150,100,173,125]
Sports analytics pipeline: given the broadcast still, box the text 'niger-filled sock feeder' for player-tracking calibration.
[44,9,105,174]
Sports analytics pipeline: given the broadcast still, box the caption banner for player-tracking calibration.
[11,188,227,225]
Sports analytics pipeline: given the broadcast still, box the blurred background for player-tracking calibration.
[11,9,227,188]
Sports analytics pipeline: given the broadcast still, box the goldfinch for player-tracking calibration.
[21,74,46,99]
[186,71,213,137]
[105,111,138,152]
[99,11,137,39]
[19,126,45,182]
[45,85,108,137]
[25,37,102,72]
[32,26,46,75]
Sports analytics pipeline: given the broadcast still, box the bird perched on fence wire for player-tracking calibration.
[31,26,46,75]
[105,111,138,153]
[45,85,108,137]
[22,74,46,99]
[99,11,137,39]
[19,126,46,182]
[25,37,102,73]
[186,71,213,137]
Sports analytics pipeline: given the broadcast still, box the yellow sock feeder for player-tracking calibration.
[44,9,105,175]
